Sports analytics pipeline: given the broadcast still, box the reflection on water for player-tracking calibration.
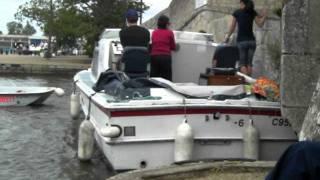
[0,74,114,180]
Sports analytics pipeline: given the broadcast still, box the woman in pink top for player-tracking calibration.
[150,15,176,81]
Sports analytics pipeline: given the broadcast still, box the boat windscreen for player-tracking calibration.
[100,29,120,39]
[174,31,213,42]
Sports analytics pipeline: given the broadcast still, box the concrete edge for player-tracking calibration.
[107,161,276,180]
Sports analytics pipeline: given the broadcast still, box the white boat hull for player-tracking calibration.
[75,72,297,170]
[0,87,55,106]
[96,137,294,170]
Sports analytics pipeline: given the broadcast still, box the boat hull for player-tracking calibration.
[76,82,297,170]
[95,135,294,170]
[0,87,55,106]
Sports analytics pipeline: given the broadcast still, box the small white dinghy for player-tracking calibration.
[0,87,65,106]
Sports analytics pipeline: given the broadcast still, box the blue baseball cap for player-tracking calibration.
[126,9,138,19]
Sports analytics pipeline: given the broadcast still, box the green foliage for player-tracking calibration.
[52,8,89,47]
[267,39,281,71]
[63,0,149,56]
[22,21,37,35]
[7,21,23,35]
[273,8,282,17]
[7,21,37,35]
[0,31,2,35]
[272,0,291,17]
[15,0,62,26]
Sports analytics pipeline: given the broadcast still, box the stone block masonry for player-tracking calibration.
[144,0,282,80]
[281,0,320,134]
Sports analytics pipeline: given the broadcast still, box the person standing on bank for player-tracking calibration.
[224,0,267,76]
[150,15,177,81]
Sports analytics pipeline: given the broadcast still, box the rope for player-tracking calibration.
[183,98,187,122]
[248,100,253,121]
[72,80,79,94]
[86,93,96,121]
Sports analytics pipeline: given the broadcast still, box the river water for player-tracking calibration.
[0,74,114,180]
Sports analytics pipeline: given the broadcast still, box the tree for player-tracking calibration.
[0,31,2,35]
[62,0,149,56]
[7,21,23,35]
[52,7,91,48]
[62,0,130,55]
[16,0,62,58]
[16,0,148,56]
[6,21,37,35]
[22,21,37,35]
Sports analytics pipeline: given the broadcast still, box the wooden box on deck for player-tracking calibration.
[207,75,244,85]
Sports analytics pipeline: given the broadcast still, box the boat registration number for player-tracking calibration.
[272,118,291,127]
[0,96,15,103]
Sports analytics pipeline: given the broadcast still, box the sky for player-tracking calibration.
[143,0,172,22]
[0,0,172,36]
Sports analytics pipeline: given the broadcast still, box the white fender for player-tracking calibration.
[70,93,81,120]
[78,120,95,161]
[243,119,260,160]
[101,126,121,138]
[174,119,194,162]
[54,88,65,97]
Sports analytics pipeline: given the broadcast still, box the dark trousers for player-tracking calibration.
[237,40,256,67]
[150,55,172,81]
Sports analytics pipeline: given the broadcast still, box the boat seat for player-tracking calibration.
[199,45,240,85]
[206,67,237,76]
[125,72,149,79]
[214,45,239,65]
[121,46,150,79]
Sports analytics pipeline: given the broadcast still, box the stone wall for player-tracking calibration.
[281,0,320,135]
[145,0,320,138]
[0,63,85,75]
[144,0,282,79]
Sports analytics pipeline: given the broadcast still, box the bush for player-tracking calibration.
[267,39,281,71]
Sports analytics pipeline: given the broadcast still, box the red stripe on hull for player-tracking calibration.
[78,88,281,118]
[109,108,281,117]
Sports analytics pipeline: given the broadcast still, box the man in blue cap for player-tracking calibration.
[119,9,150,48]
[119,9,150,78]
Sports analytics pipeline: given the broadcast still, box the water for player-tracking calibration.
[0,74,115,180]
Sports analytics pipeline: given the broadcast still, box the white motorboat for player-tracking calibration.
[72,29,297,170]
[0,86,65,106]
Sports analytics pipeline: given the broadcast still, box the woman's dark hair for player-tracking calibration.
[240,0,255,15]
[157,15,170,29]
